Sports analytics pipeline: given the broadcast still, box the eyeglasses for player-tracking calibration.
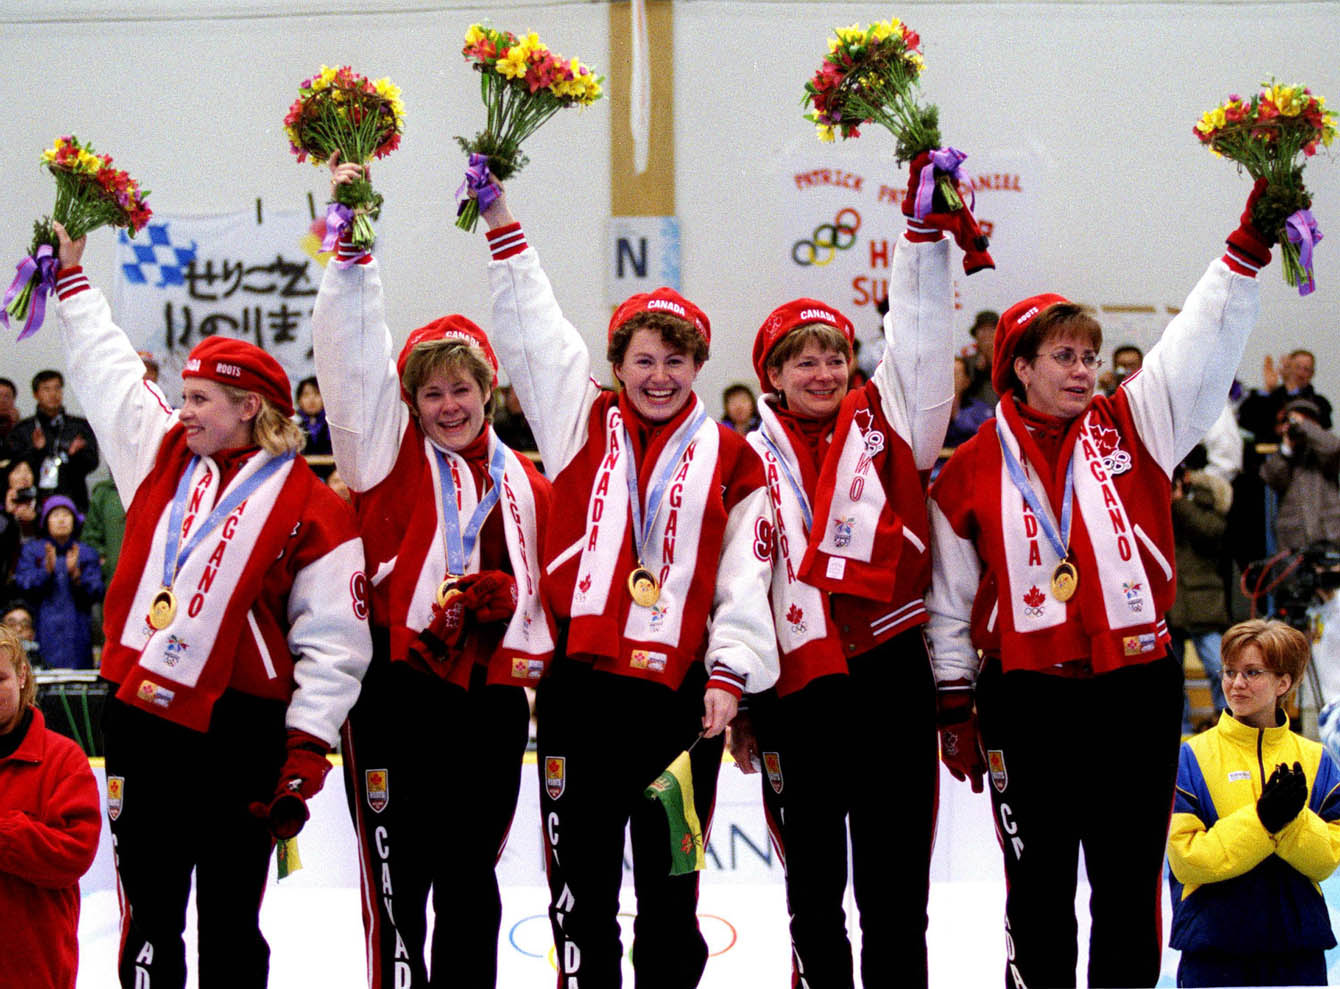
[1039,348,1103,371]
[1221,667,1273,684]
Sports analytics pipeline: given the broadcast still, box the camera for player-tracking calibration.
[1246,541,1340,631]
[12,486,36,504]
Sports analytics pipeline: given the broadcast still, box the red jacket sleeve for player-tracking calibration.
[0,735,101,889]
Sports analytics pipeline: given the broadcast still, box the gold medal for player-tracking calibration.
[149,588,178,630]
[627,566,660,607]
[1050,560,1079,603]
[436,575,464,609]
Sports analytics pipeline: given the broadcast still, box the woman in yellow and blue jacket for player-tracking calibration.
[1169,619,1340,987]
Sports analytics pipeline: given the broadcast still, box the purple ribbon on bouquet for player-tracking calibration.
[913,147,973,219]
[455,153,499,217]
[1285,209,1323,297]
[320,202,353,255]
[1,244,57,341]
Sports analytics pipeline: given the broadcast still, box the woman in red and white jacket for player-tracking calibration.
[926,183,1271,989]
[311,161,555,989]
[478,183,777,989]
[51,223,371,989]
[0,622,100,989]
[736,153,981,989]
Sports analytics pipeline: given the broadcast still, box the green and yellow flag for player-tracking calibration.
[644,750,706,875]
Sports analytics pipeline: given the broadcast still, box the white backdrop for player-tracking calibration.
[2,1,1339,427]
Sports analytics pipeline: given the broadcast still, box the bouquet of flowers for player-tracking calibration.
[284,65,405,251]
[3,136,151,340]
[802,17,961,210]
[454,24,604,231]
[1194,81,1336,294]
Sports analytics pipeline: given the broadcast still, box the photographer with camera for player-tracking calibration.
[0,461,40,593]
[1261,398,1340,554]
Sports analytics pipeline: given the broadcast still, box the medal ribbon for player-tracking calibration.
[760,432,813,532]
[162,451,296,589]
[434,440,507,576]
[622,407,708,566]
[996,421,1073,563]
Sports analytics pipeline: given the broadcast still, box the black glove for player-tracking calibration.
[1257,761,1308,833]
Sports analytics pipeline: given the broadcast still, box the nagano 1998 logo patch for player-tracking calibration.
[365,769,389,814]
[107,776,125,821]
[987,750,1009,793]
[763,752,784,794]
[545,756,566,800]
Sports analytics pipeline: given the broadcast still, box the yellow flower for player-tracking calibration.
[869,20,896,42]
[1269,83,1305,116]
[908,52,925,75]
[497,46,529,80]
[464,23,486,47]
[835,23,864,45]
[816,123,836,143]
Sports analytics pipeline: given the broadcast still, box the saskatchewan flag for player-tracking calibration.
[276,836,303,880]
[644,750,706,875]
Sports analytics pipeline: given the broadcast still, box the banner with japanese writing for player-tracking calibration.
[112,208,328,405]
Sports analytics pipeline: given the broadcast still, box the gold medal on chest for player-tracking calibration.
[149,588,178,630]
[436,575,464,609]
[1050,559,1079,603]
[628,566,660,608]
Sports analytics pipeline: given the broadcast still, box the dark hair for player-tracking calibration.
[31,369,62,394]
[295,376,320,401]
[0,378,15,397]
[971,310,999,335]
[1112,344,1143,363]
[1007,304,1103,398]
[607,312,709,368]
[1289,348,1316,365]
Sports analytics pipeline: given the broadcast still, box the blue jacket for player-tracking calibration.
[13,537,103,669]
[1168,711,1340,952]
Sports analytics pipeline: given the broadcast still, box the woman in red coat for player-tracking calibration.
[0,622,101,988]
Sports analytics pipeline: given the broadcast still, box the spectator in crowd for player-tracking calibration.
[14,496,102,670]
[2,371,99,513]
[135,351,160,384]
[82,477,126,588]
[1098,343,1143,396]
[720,381,760,435]
[325,467,351,504]
[0,378,20,445]
[0,622,102,989]
[1240,349,1333,443]
[945,354,993,449]
[1,601,40,669]
[490,383,540,454]
[1260,398,1340,553]
[294,376,332,460]
[1168,620,1340,987]
[0,460,39,590]
[1168,461,1233,732]
[961,308,1000,407]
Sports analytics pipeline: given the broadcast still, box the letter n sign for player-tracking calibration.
[606,216,681,303]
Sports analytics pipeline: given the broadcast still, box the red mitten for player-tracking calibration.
[248,730,332,839]
[406,592,469,679]
[937,680,986,793]
[1223,177,1274,275]
[455,570,518,624]
[902,150,995,274]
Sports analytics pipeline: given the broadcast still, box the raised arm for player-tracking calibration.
[309,161,412,492]
[51,224,175,497]
[1124,186,1267,473]
[482,187,601,474]
[874,234,954,470]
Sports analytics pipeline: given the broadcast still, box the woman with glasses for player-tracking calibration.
[1167,620,1340,987]
[926,180,1274,988]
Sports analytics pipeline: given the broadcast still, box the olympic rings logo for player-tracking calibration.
[791,208,861,267]
[508,912,740,969]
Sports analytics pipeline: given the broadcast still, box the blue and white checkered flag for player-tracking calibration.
[119,222,197,288]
